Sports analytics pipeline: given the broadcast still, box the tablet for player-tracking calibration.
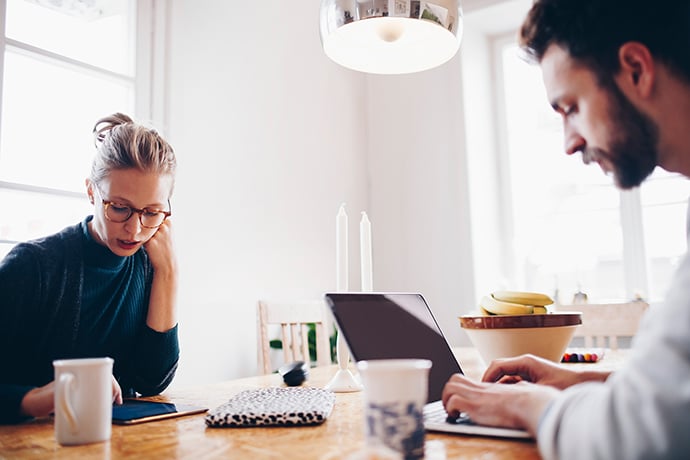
[112,399,208,425]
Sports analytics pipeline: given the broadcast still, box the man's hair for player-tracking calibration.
[519,0,690,84]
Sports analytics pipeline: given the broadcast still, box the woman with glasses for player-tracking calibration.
[0,113,179,423]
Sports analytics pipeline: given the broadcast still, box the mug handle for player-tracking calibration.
[57,373,78,434]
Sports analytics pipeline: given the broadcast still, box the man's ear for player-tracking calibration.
[617,42,655,98]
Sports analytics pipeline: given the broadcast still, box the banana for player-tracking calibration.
[533,306,549,314]
[491,290,554,307]
[479,295,534,315]
[479,305,493,316]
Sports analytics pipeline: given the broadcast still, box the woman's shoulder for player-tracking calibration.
[10,222,84,259]
[0,222,85,304]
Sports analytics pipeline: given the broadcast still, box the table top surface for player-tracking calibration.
[0,347,627,459]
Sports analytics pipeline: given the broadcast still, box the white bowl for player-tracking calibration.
[459,312,582,365]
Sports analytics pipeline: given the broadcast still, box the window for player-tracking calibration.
[491,36,690,304]
[0,0,162,259]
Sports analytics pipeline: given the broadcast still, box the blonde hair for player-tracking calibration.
[90,113,177,194]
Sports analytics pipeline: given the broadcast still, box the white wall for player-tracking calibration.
[461,5,511,308]
[364,63,475,346]
[166,0,368,386]
[460,0,534,299]
[163,0,511,387]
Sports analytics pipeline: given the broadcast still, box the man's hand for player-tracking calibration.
[442,372,559,436]
[483,354,610,389]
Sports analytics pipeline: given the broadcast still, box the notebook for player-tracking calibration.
[324,292,531,439]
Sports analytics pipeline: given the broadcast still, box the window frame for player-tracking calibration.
[0,0,168,248]
[487,31,687,303]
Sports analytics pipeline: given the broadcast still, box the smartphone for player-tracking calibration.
[112,399,208,425]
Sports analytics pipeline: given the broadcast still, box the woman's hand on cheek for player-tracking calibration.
[143,218,179,330]
[143,219,177,275]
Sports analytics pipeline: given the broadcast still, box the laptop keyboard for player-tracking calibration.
[424,401,476,425]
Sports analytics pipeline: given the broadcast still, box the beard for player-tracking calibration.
[582,80,659,189]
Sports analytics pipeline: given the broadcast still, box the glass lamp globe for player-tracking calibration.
[320,0,463,74]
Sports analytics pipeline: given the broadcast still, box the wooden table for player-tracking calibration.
[0,347,627,459]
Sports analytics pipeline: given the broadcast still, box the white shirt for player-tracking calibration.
[538,205,690,459]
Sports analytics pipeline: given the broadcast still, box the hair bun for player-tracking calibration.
[93,112,134,146]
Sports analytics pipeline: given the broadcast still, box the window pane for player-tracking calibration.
[501,44,625,302]
[6,0,135,75]
[0,50,134,192]
[640,171,690,299]
[0,242,15,260]
[0,188,91,243]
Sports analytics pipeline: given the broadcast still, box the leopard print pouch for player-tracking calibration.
[205,387,336,427]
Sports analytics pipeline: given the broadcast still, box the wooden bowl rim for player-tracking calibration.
[459,311,582,329]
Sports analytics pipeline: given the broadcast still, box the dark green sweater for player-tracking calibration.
[0,217,179,423]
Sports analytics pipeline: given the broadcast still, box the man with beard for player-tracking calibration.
[442,1,690,458]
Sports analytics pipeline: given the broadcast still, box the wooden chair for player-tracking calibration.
[555,301,649,349]
[257,299,332,374]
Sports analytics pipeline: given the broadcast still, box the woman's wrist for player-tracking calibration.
[20,385,54,418]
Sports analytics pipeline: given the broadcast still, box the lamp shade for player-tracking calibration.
[320,0,462,75]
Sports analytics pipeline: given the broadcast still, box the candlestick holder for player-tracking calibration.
[328,203,362,392]
[324,327,362,392]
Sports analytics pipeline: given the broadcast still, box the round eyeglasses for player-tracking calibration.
[101,200,171,228]
[94,185,171,229]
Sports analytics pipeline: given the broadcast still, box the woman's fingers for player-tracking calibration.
[112,375,123,405]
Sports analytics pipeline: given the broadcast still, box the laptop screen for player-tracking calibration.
[325,292,463,404]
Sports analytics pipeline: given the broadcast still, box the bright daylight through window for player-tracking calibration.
[497,39,690,305]
[0,0,137,259]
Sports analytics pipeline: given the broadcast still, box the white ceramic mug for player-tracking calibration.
[357,359,432,460]
[53,357,113,445]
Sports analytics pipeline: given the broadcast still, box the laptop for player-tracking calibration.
[324,292,532,439]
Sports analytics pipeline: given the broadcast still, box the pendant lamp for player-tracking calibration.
[320,0,463,75]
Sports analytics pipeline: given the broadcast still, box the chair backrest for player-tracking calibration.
[257,299,332,374]
[555,301,649,349]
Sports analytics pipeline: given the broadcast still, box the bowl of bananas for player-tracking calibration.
[459,291,582,365]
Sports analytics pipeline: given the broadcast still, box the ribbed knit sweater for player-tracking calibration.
[0,217,179,423]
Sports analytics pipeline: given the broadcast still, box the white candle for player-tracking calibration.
[336,204,348,292]
[329,204,362,391]
[360,211,373,292]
